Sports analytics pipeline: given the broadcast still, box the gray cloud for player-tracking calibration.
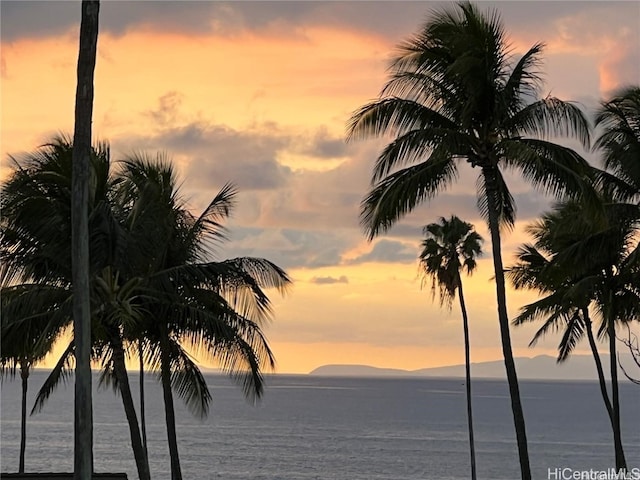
[112,88,350,194]
[1,1,79,42]
[113,121,292,191]
[6,1,633,46]
[310,275,349,285]
[304,127,348,159]
[0,1,222,42]
[216,226,352,270]
[347,239,417,265]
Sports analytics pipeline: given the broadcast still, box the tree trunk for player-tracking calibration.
[111,340,151,480]
[457,278,477,480]
[71,2,99,478]
[482,167,531,480]
[583,309,613,419]
[160,337,183,480]
[139,339,148,457]
[585,308,627,467]
[608,313,627,469]
[19,361,29,473]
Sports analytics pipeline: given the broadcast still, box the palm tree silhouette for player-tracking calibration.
[419,215,482,480]
[347,3,592,477]
[508,199,637,469]
[115,154,291,480]
[0,137,152,480]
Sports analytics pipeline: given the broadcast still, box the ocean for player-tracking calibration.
[1,370,639,479]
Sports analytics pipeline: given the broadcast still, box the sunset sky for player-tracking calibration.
[1,1,639,374]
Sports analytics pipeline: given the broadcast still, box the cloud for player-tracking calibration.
[346,239,417,265]
[0,1,224,43]
[303,127,348,159]
[310,275,349,285]
[145,91,184,126]
[217,226,352,270]
[113,121,292,191]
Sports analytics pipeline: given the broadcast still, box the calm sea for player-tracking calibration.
[1,370,639,479]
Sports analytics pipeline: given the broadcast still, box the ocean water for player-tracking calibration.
[1,370,638,479]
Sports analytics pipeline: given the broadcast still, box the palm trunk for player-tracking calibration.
[583,308,613,419]
[584,308,625,466]
[160,337,183,480]
[111,340,151,480]
[19,361,29,473]
[608,314,626,470]
[71,2,99,478]
[457,278,477,480]
[139,339,148,457]
[482,167,531,480]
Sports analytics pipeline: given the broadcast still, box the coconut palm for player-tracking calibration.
[0,286,66,473]
[419,215,482,480]
[346,3,592,477]
[115,154,291,480]
[0,137,152,480]
[508,200,639,469]
[584,84,640,467]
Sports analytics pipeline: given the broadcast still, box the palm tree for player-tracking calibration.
[71,1,100,476]
[346,3,592,477]
[591,85,640,469]
[508,200,638,469]
[1,141,291,480]
[419,215,482,480]
[115,154,291,480]
[0,137,151,480]
[0,286,65,473]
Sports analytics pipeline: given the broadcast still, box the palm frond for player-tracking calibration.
[372,128,471,183]
[594,86,640,195]
[557,311,585,362]
[361,156,458,239]
[505,97,590,148]
[166,341,212,418]
[500,138,594,203]
[502,43,545,107]
[31,341,75,414]
[347,98,458,143]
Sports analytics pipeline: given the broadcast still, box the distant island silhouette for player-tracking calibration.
[309,354,637,381]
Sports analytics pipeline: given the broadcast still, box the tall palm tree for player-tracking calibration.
[591,85,640,469]
[0,137,151,480]
[71,1,100,476]
[346,3,593,477]
[115,154,291,480]
[508,200,638,469]
[419,215,482,480]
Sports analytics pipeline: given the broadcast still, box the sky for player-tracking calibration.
[1,1,639,374]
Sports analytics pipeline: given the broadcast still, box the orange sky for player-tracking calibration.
[2,1,639,374]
